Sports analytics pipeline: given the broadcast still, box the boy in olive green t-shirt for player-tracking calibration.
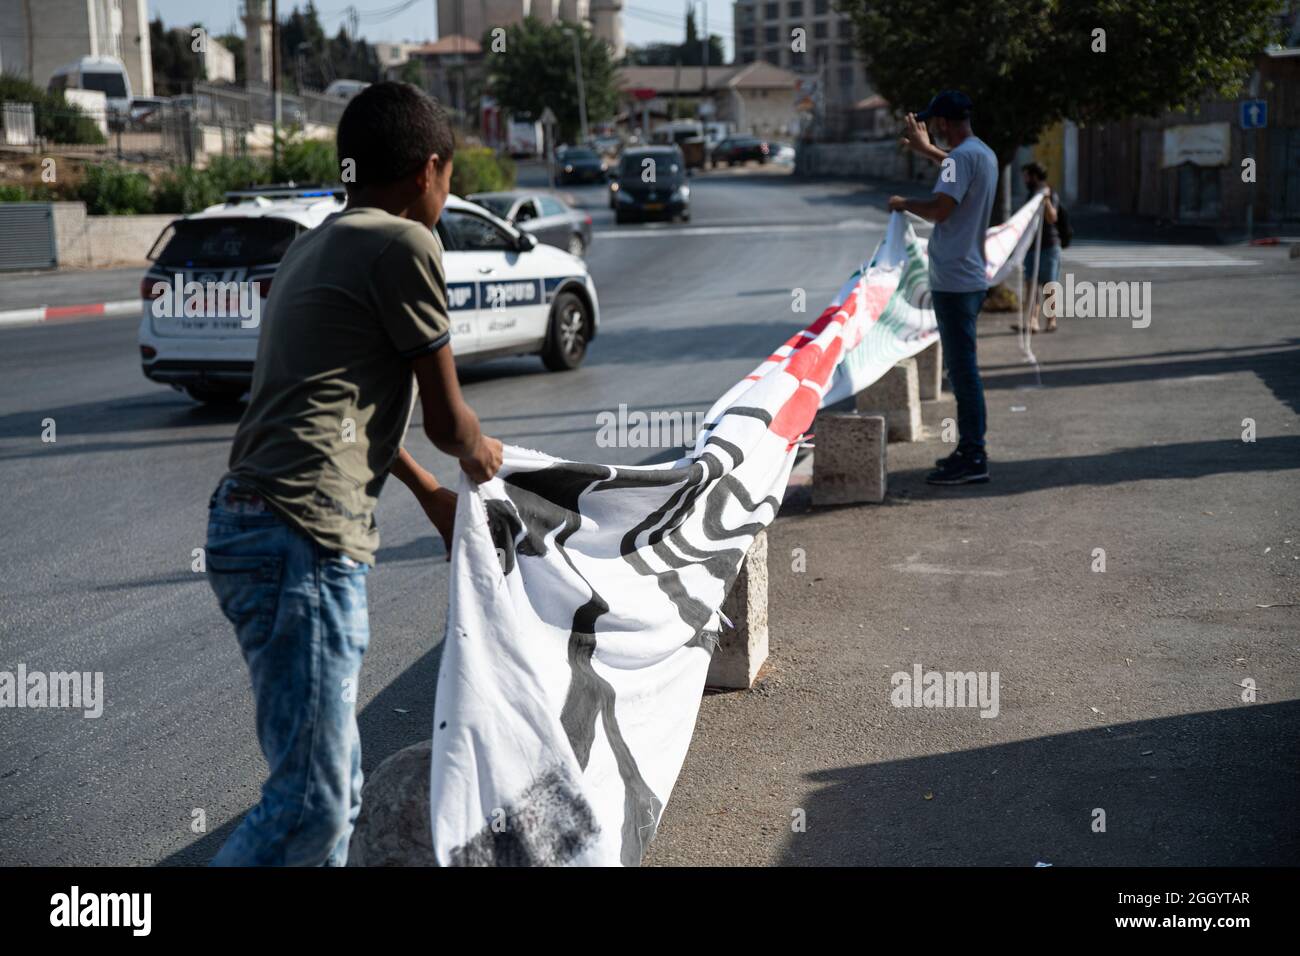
[206,83,502,866]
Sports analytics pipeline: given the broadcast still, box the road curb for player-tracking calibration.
[0,299,138,329]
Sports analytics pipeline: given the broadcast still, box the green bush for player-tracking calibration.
[0,184,26,202]
[77,163,154,215]
[0,73,106,145]
[450,147,515,196]
[277,138,338,185]
[154,166,224,214]
[205,155,271,193]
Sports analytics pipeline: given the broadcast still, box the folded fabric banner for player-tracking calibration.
[429,198,1045,866]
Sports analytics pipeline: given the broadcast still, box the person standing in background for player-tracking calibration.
[1010,162,1062,334]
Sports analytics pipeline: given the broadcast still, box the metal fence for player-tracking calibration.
[1,102,209,165]
[192,83,348,130]
[0,86,347,167]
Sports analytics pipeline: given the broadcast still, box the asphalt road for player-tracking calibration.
[0,166,888,865]
[2,167,1294,867]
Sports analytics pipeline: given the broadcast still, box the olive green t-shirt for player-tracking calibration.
[225,206,450,564]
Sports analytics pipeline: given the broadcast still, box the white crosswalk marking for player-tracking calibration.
[1063,243,1256,268]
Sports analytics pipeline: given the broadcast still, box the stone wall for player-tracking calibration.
[797,141,934,184]
[51,202,175,269]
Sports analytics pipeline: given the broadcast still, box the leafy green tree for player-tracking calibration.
[624,12,725,67]
[839,0,1286,212]
[280,2,379,91]
[398,57,425,89]
[485,18,619,142]
[149,18,204,96]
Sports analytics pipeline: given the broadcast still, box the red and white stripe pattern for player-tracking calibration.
[0,299,138,328]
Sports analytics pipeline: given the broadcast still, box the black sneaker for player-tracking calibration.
[926,448,989,485]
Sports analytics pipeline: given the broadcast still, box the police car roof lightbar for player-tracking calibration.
[223,183,345,204]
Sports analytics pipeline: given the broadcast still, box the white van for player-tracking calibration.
[48,56,133,118]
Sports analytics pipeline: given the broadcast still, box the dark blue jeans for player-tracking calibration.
[931,289,989,454]
[206,478,370,866]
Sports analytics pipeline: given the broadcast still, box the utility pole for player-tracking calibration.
[568,29,589,145]
[271,0,281,177]
[700,0,708,109]
[1245,70,1260,242]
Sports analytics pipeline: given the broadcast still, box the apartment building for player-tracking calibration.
[0,0,153,97]
[732,0,868,110]
[435,0,623,59]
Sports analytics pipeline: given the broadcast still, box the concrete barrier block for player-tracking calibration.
[855,359,922,442]
[915,339,943,401]
[707,530,768,690]
[812,413,886,506]
[347,740,434,866]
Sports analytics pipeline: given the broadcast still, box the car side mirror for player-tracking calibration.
[517,232,539,252]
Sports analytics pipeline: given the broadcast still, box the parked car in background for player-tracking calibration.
[770,141,796,166]
[610,145,690,224]
[651,121,707,170]
[323,79,369,101]
[468,191,594,257]
[703,121,733,151]
[712,136,770,167]
[556,146,608,184]
[126,96,169,130]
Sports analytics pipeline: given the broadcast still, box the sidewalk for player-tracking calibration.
[801,167,1296,246]
[646,253,1300,865]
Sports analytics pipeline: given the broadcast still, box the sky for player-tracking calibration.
[147,0,735,61]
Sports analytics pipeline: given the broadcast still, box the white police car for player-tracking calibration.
[137,185,600,404]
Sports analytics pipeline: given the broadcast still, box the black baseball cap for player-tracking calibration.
[915,90,973,121]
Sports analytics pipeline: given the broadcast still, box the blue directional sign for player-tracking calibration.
[1241,99,1267,130]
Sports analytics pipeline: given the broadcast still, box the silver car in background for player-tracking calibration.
[468,191,594,258]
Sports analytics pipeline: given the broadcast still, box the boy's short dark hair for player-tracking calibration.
[1022,161,1048,181]
[337,82,454,188]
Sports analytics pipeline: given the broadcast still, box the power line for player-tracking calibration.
[625,5,735,39]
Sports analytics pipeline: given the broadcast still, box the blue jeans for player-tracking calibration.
[931,289,989,454]
[206,478,370,866]
[1023,242,1062,285]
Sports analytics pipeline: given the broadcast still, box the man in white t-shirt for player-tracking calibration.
[887,90,998,485]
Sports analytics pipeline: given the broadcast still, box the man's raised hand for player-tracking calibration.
[899,113,931,154]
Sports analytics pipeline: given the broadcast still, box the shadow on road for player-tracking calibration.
[0,391,242,442]
[893,434,1298,499]
[777,701,1300,866]
[984,341,1300,415]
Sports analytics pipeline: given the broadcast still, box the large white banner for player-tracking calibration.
[429,199,1044,866]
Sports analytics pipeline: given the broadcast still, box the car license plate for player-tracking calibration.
[643,203,664,211]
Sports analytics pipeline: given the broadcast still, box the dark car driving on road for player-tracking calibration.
[712,136,769,167]
[468,190,594,258]
[611,146,691,224]
[555,146,608,185]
